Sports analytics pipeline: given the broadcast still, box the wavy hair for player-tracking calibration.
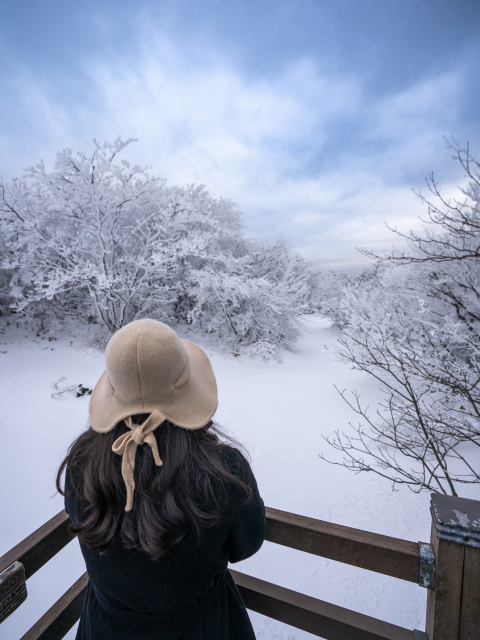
[57,418,252,560]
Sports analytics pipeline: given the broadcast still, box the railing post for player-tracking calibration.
[459,544,480,640]
[425,522,464,639]
[426,494,480,640]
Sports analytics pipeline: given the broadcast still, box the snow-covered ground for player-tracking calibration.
[2,316,477,639]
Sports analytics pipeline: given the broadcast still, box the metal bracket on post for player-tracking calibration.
[0,561,27,623]
[418,542,435,590]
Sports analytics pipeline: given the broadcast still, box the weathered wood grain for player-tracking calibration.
[231,569,413,640]
[459,545,480,640]
[0,508,425,638]
[426,522,465,640]
[266,507,420,583]
[20,573,88,640]
[0,511,76,580]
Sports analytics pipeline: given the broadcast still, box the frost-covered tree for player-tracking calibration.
[1,138,171,330]
[322,141,480,495]
[146,185,315,355]
[157,234,316,356]
[0,138,317,355]
[0,218,12,315]
[314,265,383,329]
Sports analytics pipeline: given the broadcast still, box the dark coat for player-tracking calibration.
[65,448,266,640]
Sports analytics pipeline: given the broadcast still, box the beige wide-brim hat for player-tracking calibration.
[90,319,218,433]
[90,319,218,511]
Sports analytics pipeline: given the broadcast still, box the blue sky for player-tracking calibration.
[1,0,479,266]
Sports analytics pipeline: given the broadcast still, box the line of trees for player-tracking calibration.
[320,141,480,495]
[0,138,319,357]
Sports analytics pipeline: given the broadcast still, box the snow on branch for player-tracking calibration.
[0,139,319,357]
[320,141,480,494]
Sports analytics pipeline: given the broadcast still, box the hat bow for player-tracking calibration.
[112,410,165,511]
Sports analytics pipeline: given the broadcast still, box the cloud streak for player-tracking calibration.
[0,15,475,267]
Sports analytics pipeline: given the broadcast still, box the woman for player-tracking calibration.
[57,319,266,640]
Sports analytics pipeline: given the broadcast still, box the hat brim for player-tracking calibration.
[89,339,218,433]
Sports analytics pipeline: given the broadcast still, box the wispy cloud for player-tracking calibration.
[0,23,471,267]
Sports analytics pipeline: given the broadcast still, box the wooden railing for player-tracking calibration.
[1,493,479,640]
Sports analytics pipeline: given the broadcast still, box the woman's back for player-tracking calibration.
[58,320,265,640]
[65,446,265,639]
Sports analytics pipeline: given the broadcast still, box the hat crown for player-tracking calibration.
[90,318,217,434]
[105,319,188,407]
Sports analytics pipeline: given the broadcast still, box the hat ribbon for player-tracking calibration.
[112,410,165,512]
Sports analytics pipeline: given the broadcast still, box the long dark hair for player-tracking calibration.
[57,417,252,560]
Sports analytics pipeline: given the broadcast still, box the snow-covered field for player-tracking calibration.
[2,316,476,639]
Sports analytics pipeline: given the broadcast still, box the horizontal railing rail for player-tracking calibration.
[19,573,88,640]
[231,570,412,640]
[265,507,420,584]
[13,567,413,640]
[0,508,421,585]
[0,511,73,580]
[0,508,421,640]
[2,493,479,639]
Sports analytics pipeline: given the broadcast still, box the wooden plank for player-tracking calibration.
[266,507,420,583]
[1,508,422,639]
[20,573,88,640]
[18,568,414,640]
[0,511,76,580]
[426,523,464,640]
[2,507,419,585]
[231,570,413,640]
[458,545,480,640]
